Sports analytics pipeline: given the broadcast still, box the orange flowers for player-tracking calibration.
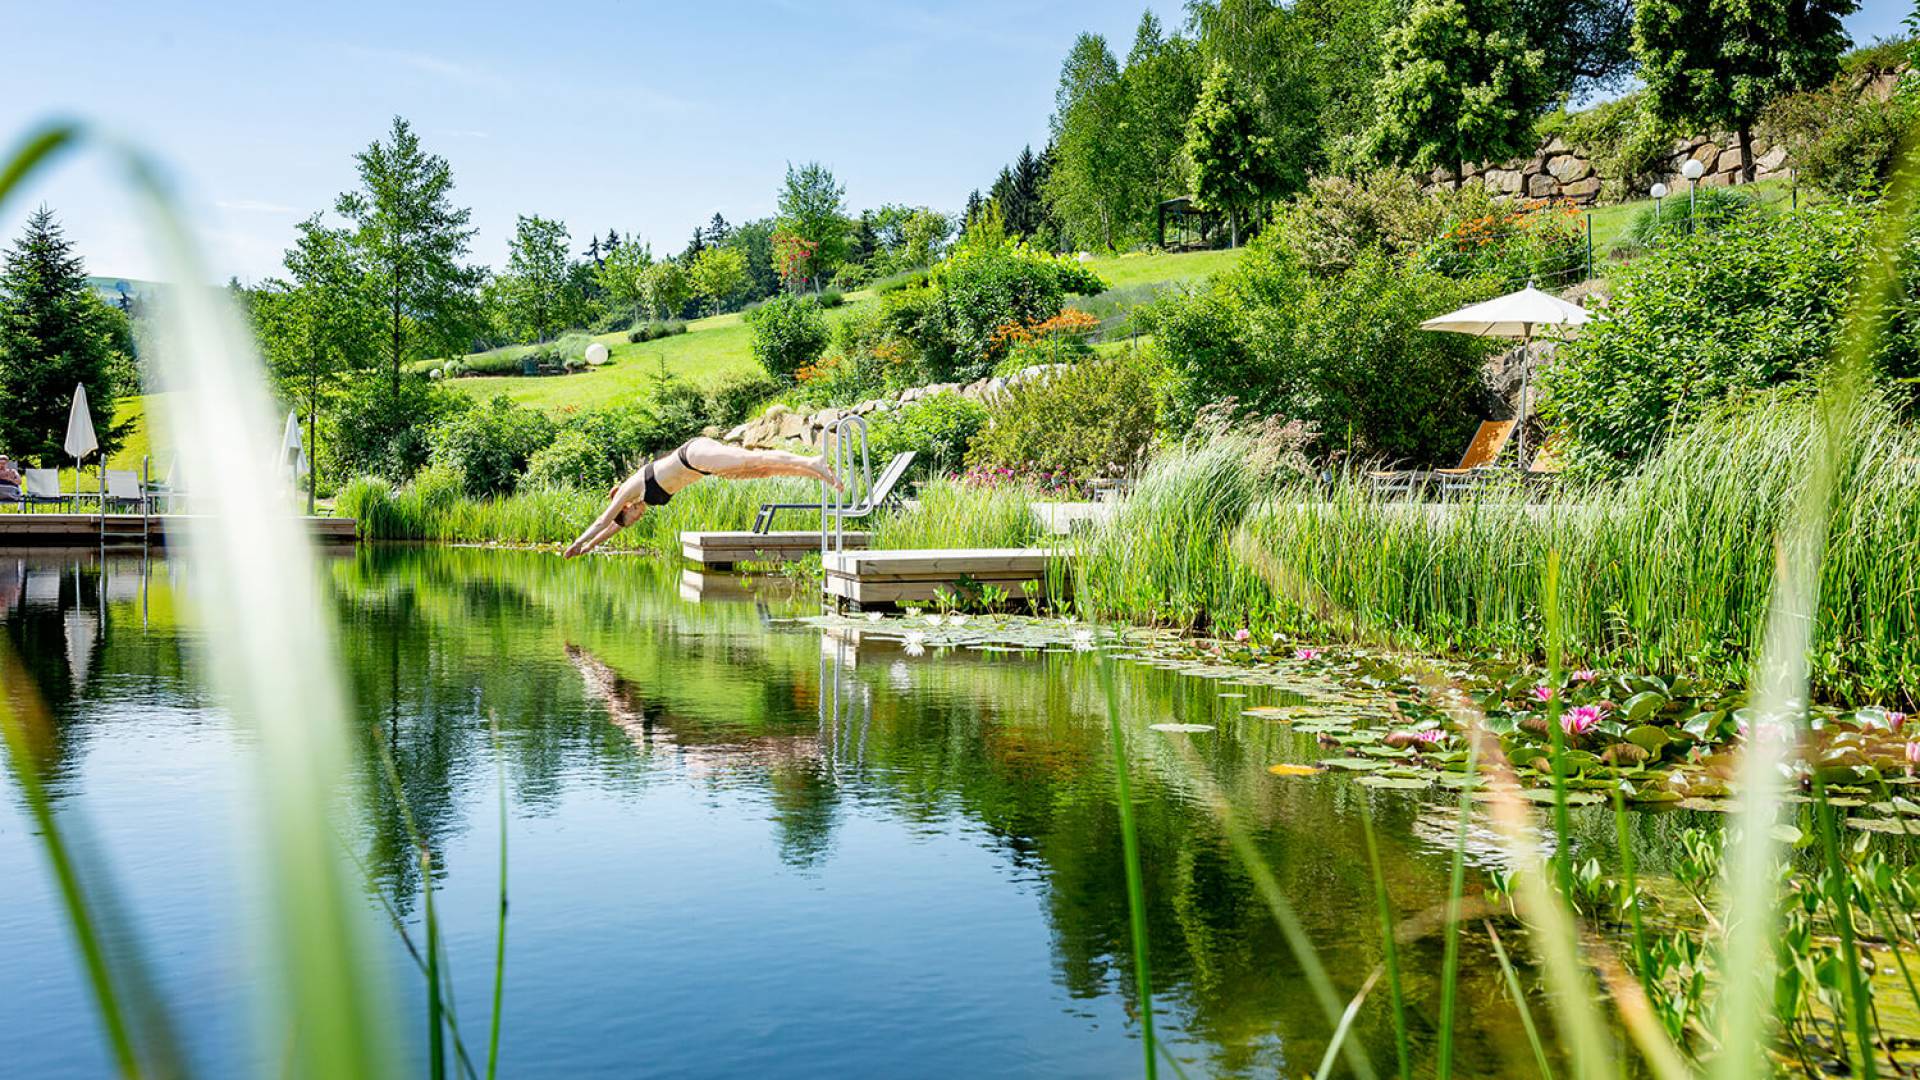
[989,308,1100,350]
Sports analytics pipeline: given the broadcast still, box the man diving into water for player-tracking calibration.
[562,436,839,558]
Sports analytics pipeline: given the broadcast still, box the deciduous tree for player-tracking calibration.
[503,214,571,342]
[1184,62,1279,246]
[1366,0,1551,185]
[775,162,849,287]
[1634,0,1855,183]
[689,246,748,316]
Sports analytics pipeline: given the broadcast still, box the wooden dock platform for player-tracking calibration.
[680,530,869,570]
[0,514,357,546]
[822,547,1070,608]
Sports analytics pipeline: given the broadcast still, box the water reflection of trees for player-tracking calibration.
[330,546,1544,1075]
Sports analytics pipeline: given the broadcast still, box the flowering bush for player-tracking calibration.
[990,308,1100,376]
[1416,196,1586,289]
[966,347,1161,480]
[929,230,1106,381]
[744,294,831,383]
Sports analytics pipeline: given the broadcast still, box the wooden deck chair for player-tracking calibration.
[23,468,66,512]
[1369,420,1517,497]
[752,451,916,534]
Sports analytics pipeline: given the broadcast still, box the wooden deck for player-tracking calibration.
[0,513,357,546]
[680,530,869,570]
[822,547,1071,608]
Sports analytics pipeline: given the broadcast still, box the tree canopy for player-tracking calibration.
[1367,0,1552,183]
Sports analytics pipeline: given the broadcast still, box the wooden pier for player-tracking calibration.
[821,547,1070,608]
[680,530,869,570]
[0,514,357,546]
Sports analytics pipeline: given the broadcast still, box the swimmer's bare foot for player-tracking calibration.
[810,459,843,490]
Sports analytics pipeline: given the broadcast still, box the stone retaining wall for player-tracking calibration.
[1420,131,1791,206]
[723,364,1069,449]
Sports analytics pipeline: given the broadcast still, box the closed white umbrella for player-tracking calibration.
[1419,284,1589,464]
[281,410,309,480]
[65,383,100,514]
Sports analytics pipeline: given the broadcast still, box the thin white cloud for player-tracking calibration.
[443,128,493,140]
[340,45,510,92]
[214,198,301,215]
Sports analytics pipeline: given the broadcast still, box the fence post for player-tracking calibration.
[1585,213,1593,280]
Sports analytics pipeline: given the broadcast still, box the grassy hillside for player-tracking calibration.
[446,248,1249,415]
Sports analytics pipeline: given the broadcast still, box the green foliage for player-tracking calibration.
[866,392,990,478]
[703,371,782,428]
[775,162,849,283]
[1184,61,1281,245]
[1415,193,1588,290]
[1633,0,1855,178]
[329,374,466,482]
[641,260,690,321]
[1540,203,1920,474]
[523,426,614,492]
[1146,230,1498,463]
[1533,91,1690,197]
[501,214,574,342]
[1621,185,1764,248]
[929,229,1108,382]
[968,348,1162,478]
[335,116,482,381]
[869,476,1039,551]
[429,395,556,497]
[1277,170,1450,275]
[1367,0,1551,181]
[0,207,136,464]
[627,319,687,343]
[689,245,748,316]
[744,294,832,382]
[1764,79,1920,198]
[593,235,652,322]
[1046,33,1134,251]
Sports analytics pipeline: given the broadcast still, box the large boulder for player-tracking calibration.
[1527,171,1557,197]
[1547,154,1591,183]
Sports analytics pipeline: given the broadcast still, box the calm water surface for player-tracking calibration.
[3,545,1588,1077]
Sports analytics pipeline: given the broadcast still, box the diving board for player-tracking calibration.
[822,547,1072,608]
[681,529,870,570]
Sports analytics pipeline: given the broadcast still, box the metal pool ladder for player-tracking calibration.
[820,414,873,565]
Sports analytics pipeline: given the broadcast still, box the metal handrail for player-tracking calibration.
[820,415,873,566]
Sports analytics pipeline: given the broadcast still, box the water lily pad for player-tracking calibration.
[1267,763,1325,777]
[1358,775,1432,790]
[1149,723,1215,734]
[1323,757,1387,771]
[1847,817,1920,835]
[1625,725,1674,755]
[1622,691,1668,722]
[1520,788,1604,806]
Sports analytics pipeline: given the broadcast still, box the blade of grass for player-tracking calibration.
[1811,776,1879,1079]
[1359,799,1411,1080]
[1099,657,1157,1080]
[1484,920,1555,1080]
[488,714,509,1080]
[1314,965,1385,1080]
[1543,550,1573,900]
[1435,736,1477,1080]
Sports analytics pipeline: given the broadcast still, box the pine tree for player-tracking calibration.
[704,213,732,246]
[0,206,133,465]
[604,228,622,254]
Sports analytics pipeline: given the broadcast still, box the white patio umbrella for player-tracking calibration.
[280,410,309,481]
[65,383,100,512]
[1419,284,1589,465]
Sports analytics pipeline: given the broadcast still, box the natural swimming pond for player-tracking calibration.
[2,545,1750,1077]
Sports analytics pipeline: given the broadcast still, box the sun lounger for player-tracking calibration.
[1369,420,1516,498]
[752,451,916,534]
[102,470,147,513]
[22,468,65,512]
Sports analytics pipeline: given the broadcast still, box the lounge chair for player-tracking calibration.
[145,456,185,513]
[752,450,916,534]
[103,470,147,513]
[1369,420,1516,498]
[22,468,66,512]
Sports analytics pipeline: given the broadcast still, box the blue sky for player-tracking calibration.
[1,0,1908,283]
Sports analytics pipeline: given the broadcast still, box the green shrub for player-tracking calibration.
[428,395,557,496]
[458,348,526,377]
[524,427,616,492]
[704,371,784,428]
[744,294,832,382]
[817,288,845,308]
[628,319,687,344]
[1145,232,1498,463]
[928,232,1107,382]
[1415,191,1587,290]
[327,375,467,483]
[1277,169,1450,275]
[1764,81,1920,198]
[968,347,1162,478]
[1540,202,1920,475]
[1622,186,1764,248]
[872,268,929,294]
[867,392,990,478]
[1531,92,1687,198]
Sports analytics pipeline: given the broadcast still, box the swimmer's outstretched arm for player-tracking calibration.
[564,474,648,559]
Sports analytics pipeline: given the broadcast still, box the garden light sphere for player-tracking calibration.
[585,342,610,366]
[1681,159,1705,181]
[1650,182,1668,199]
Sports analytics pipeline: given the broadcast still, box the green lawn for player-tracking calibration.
[1586,175,1799,259]
[1081,247,1244,290]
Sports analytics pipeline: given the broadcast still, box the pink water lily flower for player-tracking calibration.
[1889,711,1909,730]
[1570,669,1597,683]
[1561,704,1605,737]
[1412,728,1446,746]
[1532,685,1556,703]
[1233,628,1251,643]
[1907,741,1919,772]
[1294,648,1320,661]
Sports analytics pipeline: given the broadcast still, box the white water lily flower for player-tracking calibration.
[925,614,944,627]
[903,630,927,657]
[1072,629,1095,652]
[866,612,883,623]
[948,613,970,626]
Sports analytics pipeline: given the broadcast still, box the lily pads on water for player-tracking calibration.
[1358,775,1433,790]
[1323,757,1388,771]
[1149,723,1216,734]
